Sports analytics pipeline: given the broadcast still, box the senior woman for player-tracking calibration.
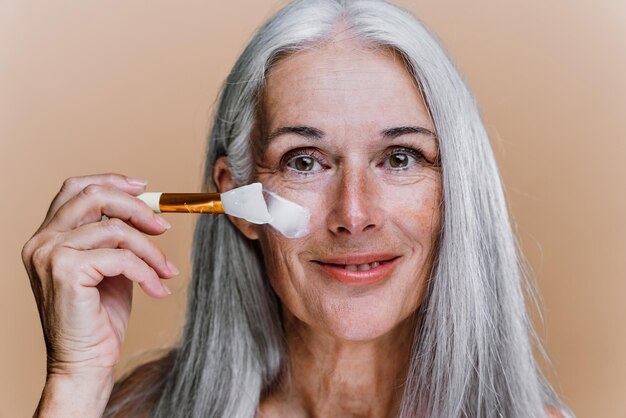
[22,0,572,417]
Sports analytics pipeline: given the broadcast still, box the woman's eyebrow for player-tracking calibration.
[381,126,436,139]
[264,125,437,144]
[266,126,325,142]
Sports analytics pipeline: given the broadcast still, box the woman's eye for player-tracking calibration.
[388,152,410,168]
[383,148,423,170]
[285,154,323,173]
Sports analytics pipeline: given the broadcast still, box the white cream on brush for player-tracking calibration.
[137,182,310,239]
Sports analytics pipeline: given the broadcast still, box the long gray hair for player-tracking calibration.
[144,0,572,416]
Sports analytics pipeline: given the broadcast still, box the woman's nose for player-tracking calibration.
[326,166,383,236]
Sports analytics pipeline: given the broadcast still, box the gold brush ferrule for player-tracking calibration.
[158,193,224,214]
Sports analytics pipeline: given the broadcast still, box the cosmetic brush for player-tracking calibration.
[137,182,310,238]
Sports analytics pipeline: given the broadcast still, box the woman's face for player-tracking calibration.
[251,39,442,341]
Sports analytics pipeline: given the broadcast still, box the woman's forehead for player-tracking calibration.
[261,40,433,134]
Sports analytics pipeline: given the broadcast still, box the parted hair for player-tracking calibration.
[104,1,572,417]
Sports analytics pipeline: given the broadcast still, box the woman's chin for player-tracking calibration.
[311,307,408,343]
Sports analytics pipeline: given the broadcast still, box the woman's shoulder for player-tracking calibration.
[103,349,176,418]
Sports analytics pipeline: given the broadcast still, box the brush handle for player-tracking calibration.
[137,192,224,214]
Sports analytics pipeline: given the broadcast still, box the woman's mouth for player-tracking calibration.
[311,254,400,286]
[340,261,381,271]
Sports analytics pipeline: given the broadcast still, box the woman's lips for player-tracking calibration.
[311,254,400,286]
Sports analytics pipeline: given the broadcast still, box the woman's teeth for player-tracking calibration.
[343,261,380,271]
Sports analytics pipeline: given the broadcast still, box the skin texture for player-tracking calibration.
[214,35,442,418]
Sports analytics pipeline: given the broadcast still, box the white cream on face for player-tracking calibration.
[222,183,310,238]
[265,190,311,238]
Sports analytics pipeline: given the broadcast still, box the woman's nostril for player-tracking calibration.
[363,223,376,232]
[331,216,379,235]
[336,226,351,234]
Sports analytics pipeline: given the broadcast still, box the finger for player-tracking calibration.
[54,247,171,298]
[47,184,170,234]
[62,217,179,279]
[42,173,148,230]
[97,274,134,341]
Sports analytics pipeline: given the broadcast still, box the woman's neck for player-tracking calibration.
[265,311,416,418]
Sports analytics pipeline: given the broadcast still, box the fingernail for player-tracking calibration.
[155,216,171,230]
[161,283,172,295]
[166,260,180,276]
[127,177,148,186]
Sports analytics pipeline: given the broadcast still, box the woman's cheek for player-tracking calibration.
[382,180,441,237]
[294,189,326,233]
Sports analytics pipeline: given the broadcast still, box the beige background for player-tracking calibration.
[2,1,625,417]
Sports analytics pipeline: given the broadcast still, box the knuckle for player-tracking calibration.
[48,245,66,264]
[119,248,135,261]
[31,245,48,267]
[103,172,124,182]
[102,217,127,237]
[48,246,71,277]
[82,183,104,196]
[61,176,80,193]
[21,238,36,265]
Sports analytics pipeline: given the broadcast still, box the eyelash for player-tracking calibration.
[279,146,429,175]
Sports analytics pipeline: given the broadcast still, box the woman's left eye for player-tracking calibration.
[382,147,424,170]
[388,152,410,168]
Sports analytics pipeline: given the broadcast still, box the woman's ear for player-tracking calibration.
[213,156,259,240]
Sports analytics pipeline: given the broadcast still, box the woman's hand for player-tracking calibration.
[21,173,179,416]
